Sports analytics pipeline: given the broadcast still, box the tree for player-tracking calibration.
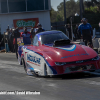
[85,0,100,10]
[50,7,58,23]
[50,7,63,22]
[50,0,80,22]
[57,0,80,19]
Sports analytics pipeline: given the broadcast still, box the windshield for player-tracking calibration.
[41,32,69,44]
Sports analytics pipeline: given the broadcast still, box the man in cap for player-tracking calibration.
[78,18,93,47]
[35,23,45,34]
[20,27,32,45]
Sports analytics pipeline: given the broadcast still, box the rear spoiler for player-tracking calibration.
[53,39,70,47]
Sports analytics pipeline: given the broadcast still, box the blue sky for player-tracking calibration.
[51,0,63,11]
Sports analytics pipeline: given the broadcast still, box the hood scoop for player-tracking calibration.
[53,39,70,47]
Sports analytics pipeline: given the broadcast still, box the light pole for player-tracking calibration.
[80,0,83,19]
[64,0,66,25]
[70,17,73,41]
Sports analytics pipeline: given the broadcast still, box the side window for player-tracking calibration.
[33,36,38,46]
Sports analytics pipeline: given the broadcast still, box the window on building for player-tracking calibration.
[0,0,49,14]
[1,0,8,13]
[45,0,49,10]
[27,0,44,11]
[8,0,26,12]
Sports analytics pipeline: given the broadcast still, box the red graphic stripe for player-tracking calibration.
[27,61,40,66]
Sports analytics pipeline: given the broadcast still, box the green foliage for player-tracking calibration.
[85,0,100,8]
[56,14,63,22]
[50,0,80,23]
[83,0,100,28]
[85,6,99,13]
[57,0,80,18]
[92,24,99,29]
[50,7,58,23]
[50,0,100,30]
[83,13,100,29]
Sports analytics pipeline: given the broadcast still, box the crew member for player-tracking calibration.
[74,24,79,39]
[67,24,72,40]
[30,28,35,38]
[35,23,45,34]
[78,18,93,47]
[13,27,20,58]
[8,28,14,52]
[20,27,32,45]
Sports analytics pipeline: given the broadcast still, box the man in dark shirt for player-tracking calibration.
[8,28,14,52]
[74,24,80,39]
[30,28,35,38]
[35,23,45,34]
[67,24,72,40]
[13,27,20,58]
[78,18,93,47]
[96,22,100,32]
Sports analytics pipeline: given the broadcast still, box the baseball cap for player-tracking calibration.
[37,23,42,27]
[81,18,87,21]
[24,27,27,30]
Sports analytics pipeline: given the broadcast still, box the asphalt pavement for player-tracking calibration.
[0,53,100,100]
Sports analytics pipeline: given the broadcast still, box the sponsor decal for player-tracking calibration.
[27,54,41,65]
[13,18,39,29]
[61,53,89,59]
[17,37,24,46]
[16,20,35,27]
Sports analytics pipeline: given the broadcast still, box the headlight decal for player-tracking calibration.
[55,62,67,66]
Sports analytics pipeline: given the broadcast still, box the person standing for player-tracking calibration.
[13,27,20,58]
[67,24,72,40]
[65,27,69,38]
[96,22,100,32]
[8,28,14,52]
[5,28,10,52]
[30,28,35,38]
[35,23,45,34]
[78,18,93,47]
[20,27,32,45]
[74,24,79,39]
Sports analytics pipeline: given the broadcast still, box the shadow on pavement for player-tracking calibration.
[38,72,100,80]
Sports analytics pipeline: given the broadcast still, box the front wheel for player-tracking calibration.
[23,59,39,76]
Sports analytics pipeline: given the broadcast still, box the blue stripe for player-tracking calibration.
[57,45,76,51]
[30,67,34,71]
[44,59,57,75]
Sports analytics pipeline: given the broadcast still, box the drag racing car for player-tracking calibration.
[18,30,100,76]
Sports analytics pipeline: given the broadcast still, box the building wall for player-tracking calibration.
[0,11,51,34]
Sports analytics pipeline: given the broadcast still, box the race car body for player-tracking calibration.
[18,30,100,76]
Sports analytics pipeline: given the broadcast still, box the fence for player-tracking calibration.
[51,21,66,33]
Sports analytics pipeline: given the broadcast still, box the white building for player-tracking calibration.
[0,0,51,34]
